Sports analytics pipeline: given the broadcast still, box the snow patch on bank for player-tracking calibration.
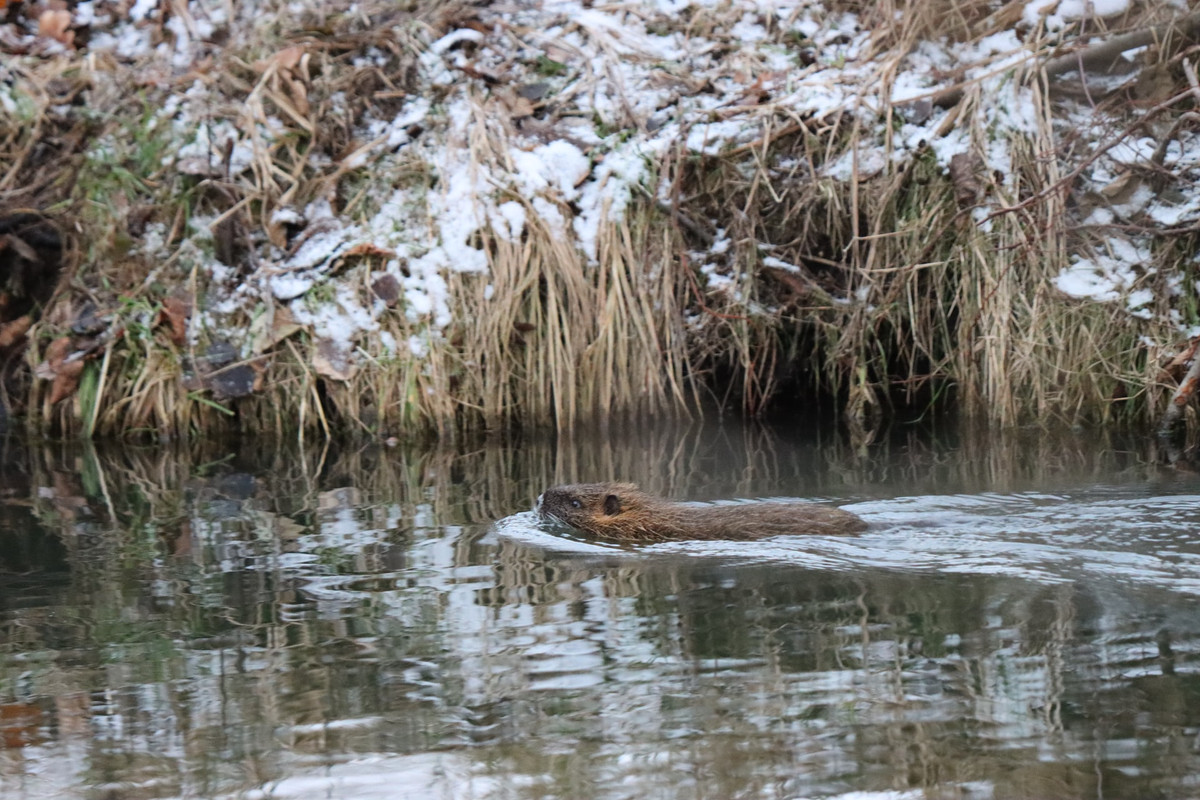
[16,0,1195,372]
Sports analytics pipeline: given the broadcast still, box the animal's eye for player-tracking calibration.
[570,499,582,509]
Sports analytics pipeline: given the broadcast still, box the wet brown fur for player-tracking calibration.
[537,482,867,543]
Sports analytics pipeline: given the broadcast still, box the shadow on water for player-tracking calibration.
[1,420,1199,799]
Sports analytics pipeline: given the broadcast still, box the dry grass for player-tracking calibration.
[14,417,1159,543]
[1,0,1197,438]
[657,4,1198,430]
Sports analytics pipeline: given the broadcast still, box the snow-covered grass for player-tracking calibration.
[2,0,1199,436]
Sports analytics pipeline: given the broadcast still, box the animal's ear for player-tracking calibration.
[603,493,622,516]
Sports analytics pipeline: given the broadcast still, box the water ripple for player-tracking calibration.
[495,491,1200,594]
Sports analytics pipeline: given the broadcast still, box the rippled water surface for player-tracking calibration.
[2,421,1200,800]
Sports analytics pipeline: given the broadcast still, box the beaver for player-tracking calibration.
[536,482,867,543]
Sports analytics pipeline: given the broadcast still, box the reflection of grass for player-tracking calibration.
[8,420,1153,702]
[99,628,177,662]
[8,425,1200,799]
[310,546,363,572]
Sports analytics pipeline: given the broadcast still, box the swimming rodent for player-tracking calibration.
[536,482,867,543]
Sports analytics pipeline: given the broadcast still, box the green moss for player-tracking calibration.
[534,55,568,77]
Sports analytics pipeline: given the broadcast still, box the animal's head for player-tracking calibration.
[536,482,644,532]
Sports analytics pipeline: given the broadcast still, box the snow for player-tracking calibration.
[700,262,737,295]
[15,0,1194,375]
[492,202,527,243]
[128,0,159,22]
[825,148,888,182]
[1052,0,1132,20]
[430,29,484,55]
[762,257,801,273]
[290,284,379,349]
[575,143,650,262]
[73,2,109,27]
[270,274,316,302]
[1148,194,1200,227]
[89,24,154,59]
[686,121,752,156]
[285,226,353,272]
[1056,259,1128,302]
[531,196,567,236]
[271,208,304,226]
[382,98,431,149]
[511,141,591,200]
[172,119,259,177]
[1054,238,1153,316]
[423,162,490,275]
[1025,0,1131,27]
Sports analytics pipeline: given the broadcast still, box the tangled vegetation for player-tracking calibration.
[1,0,1199,438]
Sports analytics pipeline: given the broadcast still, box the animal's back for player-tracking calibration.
[536,482,866,543]
[667,501,866,540]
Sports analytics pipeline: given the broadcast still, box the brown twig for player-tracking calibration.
[984,87,1196,223]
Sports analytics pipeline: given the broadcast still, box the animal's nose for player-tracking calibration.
[535,492,544,512]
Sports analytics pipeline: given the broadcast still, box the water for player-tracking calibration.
[1,421,1199,800]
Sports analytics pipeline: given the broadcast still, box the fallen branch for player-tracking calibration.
[895,10,1200,110]
[1042,10,1200,79]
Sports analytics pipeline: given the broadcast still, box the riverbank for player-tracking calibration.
[2,0,1199,437]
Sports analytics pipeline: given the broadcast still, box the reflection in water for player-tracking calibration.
[0,422,1198,799]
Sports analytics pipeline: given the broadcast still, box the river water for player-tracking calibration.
[1,420,1198,799]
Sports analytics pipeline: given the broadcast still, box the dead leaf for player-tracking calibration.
[948,153,982,209]
[1099,171,1141,204]
[201,340,238,368]
[284,75,310,117]
[251,359,267,393]
[271,513,307,541]
[157,296,191,346]
[317,487,362,509]
[433,7,488,36]
[273,45,306,73]
[505,94,535,119]
[371,273,401,307]
[266,218,289,249]
[313,339,355,382]
[517,82,550,101]
[43,336,72,370]
[272,306,302,341]
[345,243,396,259]
[0,233,39,262]
[0,24,29,54]
[251,305,302,354]
[265,85,315,133]
[255,46,314,133]
[1134,61,1176,105]
[0,315,32,348]
[37,9,74,47]
[1159,336,1200,382]
[181,371,205,392]
[48,358,84,405]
